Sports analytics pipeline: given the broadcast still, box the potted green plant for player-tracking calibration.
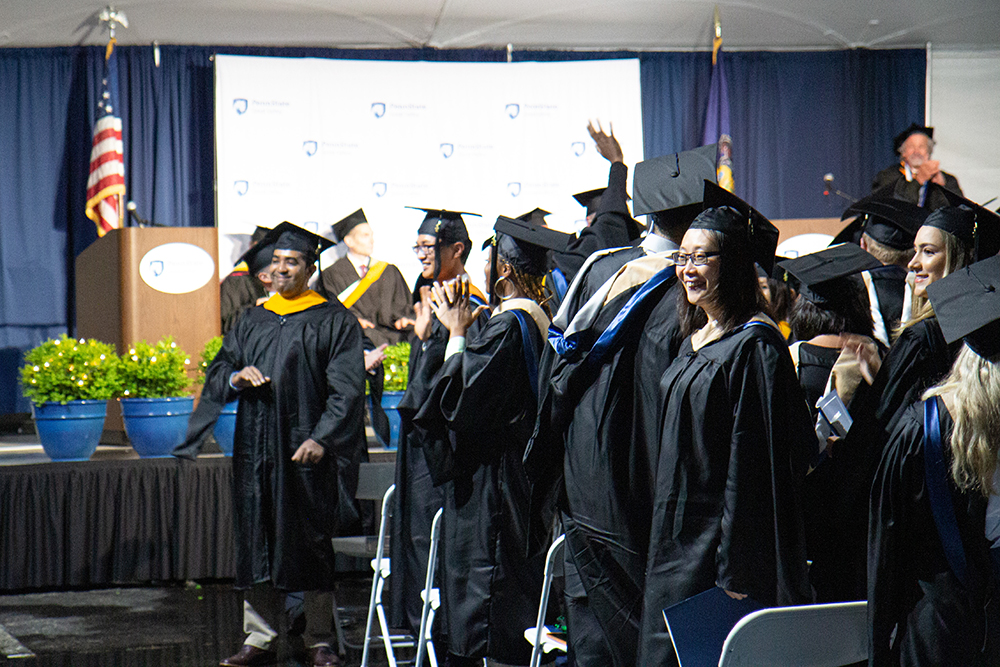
[197,335,236,456]
[20,335,121,461]
[117,336,194,458]
[378,341,410,448]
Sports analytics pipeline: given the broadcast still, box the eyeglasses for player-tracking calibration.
[412,243,436,257]
[670,251,721,266]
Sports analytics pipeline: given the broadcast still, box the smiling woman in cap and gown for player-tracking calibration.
[639,186,814,665]
[869,255,1000,666]
[411,216,568,666]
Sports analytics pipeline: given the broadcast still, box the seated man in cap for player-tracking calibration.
[321,209,414,348]
[872,123,963,209]
[199,222,366,667]
[220,225,272,334]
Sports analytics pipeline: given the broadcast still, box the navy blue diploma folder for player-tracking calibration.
[663,587,765,667]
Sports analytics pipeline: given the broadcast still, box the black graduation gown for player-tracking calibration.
[203,298,366,591]
[321,256,414,348]
[390,299,490,634]
[220,272,268,335]
[412,307,549,663]
[872,165,963,210]
[528,253,683,666]
[640,320,814,666]
[795,342,841,416]
[552,162,640,284]
[869,399,998,666]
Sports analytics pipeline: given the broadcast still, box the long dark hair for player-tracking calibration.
[678,229,771,336]
[789,276,873,341]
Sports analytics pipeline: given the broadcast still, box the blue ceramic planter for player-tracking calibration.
[32,400,107,461]
[380,391,404,449]
[212,400,238,456]
[120,396,194,458]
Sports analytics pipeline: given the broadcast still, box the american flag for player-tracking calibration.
[84,39,126,236]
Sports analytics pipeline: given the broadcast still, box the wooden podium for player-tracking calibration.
[75,227,221,443]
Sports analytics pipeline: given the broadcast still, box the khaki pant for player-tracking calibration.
[242,584,333,650]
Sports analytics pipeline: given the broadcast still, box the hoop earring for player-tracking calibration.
[494,276,515,301]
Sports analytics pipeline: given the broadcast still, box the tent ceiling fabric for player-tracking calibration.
[2,0,999,50]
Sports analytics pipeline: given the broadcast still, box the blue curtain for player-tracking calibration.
[0,45,924,413]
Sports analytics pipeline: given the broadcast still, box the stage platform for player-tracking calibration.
[0,432,394,593]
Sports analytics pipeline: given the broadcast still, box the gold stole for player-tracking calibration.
[339,260,389,308]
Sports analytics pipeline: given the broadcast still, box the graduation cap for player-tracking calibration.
[926,255,1000,358]
[516,208,551,226]
[633,144,717,217]
[408,207,481,278]
[237,242,276,277]
[893,123,934,154]
[250,221,334,264]
[250,225,271,245]
[777,244,883,307]
[834,187,929,250]
[932,188,1000,261]
[573,188,605,217]
[332,208,368,242]
[693,180,780,273]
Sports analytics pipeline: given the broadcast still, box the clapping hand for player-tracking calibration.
[430,277,488,337]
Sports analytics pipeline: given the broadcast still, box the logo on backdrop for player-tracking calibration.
[233,98,248,115]
[233,180,249,196]
[440,143,455,159]
[372,182,388,198]
[505,103,520,119]
[507,182,522,197]
[572,141,586,157]
[371,102,386,119]
[301,221,320,233]
[302,140,318,157]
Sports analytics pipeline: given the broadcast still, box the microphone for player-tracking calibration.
[823,173,834,196]
[126,201,152,227]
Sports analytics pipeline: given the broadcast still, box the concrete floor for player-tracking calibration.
[0,577,401,667]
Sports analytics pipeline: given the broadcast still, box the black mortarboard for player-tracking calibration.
[893,123,934,154]
[934,188,1000,261]
[516,208,551,226]
[777,244,883,307]
[633,144,717,216]
[693,181,780,273]
[835,187,929,250]
[332,208,368,242]
[237,242,276,277]
[573,188,605,217]
[494,216,571,276]
[251,225,271,245]
[254,221,334,263]
[926,255,1000,358]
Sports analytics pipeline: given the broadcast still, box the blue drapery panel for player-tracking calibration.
[0,45,924,413]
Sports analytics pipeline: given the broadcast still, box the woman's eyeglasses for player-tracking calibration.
[670,251,721,266]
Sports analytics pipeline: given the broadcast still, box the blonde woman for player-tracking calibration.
[869,256,1000,666]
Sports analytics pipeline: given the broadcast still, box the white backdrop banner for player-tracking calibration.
[214,55,644,290]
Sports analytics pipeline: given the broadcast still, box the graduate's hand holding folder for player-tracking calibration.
[663,587,765,667]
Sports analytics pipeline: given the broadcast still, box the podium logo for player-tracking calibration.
[507,182,522,197]
[440,143,454,159]
[505,103,520,119]
[233,180,249,196]
[372,182,388,197]
[371,102,386,119]
[233,98,248,115]
[303,140,318,157]
[148,260,164,277]
[572,141,586,157]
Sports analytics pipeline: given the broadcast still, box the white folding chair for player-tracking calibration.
[414,508,444,667]
[360,484,417,667]
[718,600,868,667]
[524,533,567,667]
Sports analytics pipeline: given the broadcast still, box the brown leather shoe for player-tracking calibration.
[309,644,342,667]
[219,644,277,666]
